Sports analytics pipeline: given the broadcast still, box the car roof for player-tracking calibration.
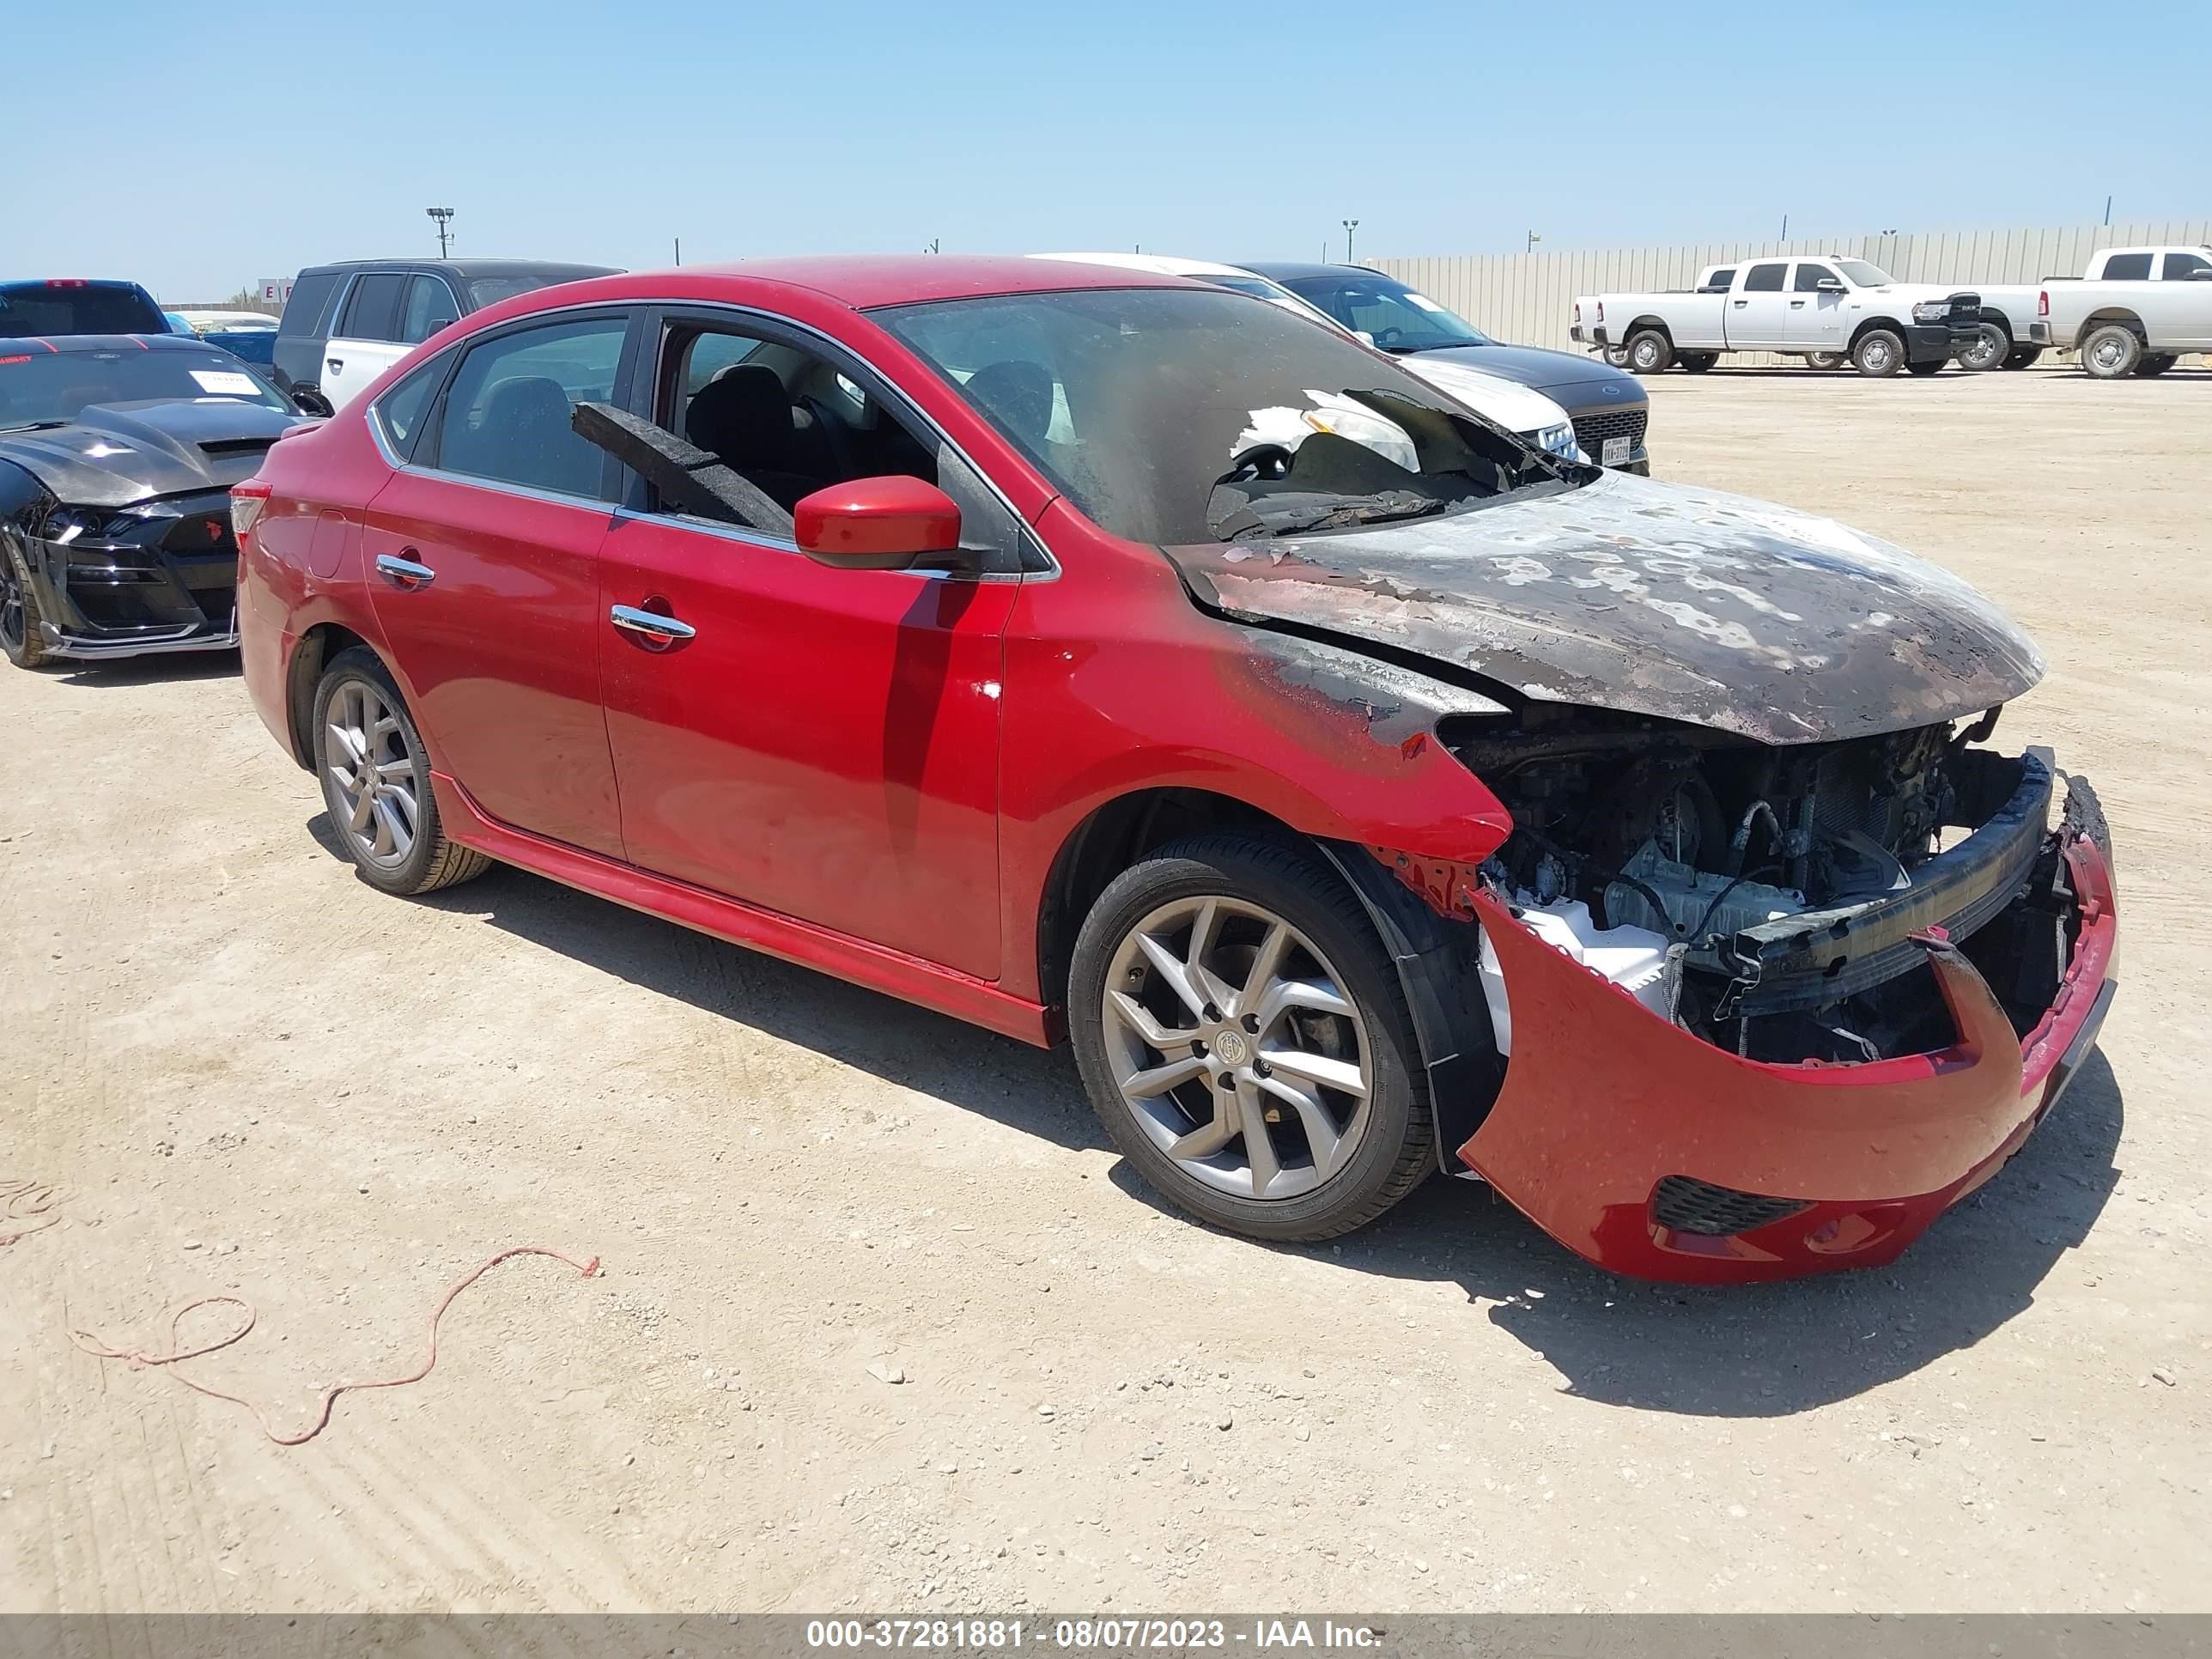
[496,256,1194,313]
[0,333,218,356]
[1031,252,1252,280]
[295,259,621,279]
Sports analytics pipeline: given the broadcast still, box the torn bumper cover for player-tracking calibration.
[1452,777,2117,1283]
[12,494,241,659]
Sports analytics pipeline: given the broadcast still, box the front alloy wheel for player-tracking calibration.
[1068,836,1433,1241]
[1,538,51,669]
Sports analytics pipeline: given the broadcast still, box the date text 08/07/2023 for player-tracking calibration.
[804,1620,1386,1651]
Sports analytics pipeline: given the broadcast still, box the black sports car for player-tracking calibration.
[1,334,307,668]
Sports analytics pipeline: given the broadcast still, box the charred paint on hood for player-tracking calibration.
[1168,471,2045,745]
[0,399,302,510]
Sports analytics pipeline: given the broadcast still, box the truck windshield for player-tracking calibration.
[1836,260,1893,287]
[874,286,1567,547]
[0,346,293,430]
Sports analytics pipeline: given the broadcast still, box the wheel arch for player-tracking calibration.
[1848,314,1909,348]
[2081,307,2148,339]
[284,621,379,768]
[1625,315,1674,343]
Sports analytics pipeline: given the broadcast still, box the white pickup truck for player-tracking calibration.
[1571,255,1984,376]
[2019,245,2212,378]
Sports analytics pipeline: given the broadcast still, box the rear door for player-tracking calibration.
[1725,262,1791,348]
[320,270,415,411]
[270,269,343,396]
[1785,261,1850,350]
[361,307,640,859]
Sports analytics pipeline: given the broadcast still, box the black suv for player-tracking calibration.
[271,259,619,411]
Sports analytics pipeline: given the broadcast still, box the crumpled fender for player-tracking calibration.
[1457,886,2027,1268]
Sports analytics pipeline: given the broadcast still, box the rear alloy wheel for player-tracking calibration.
[2135,353,2178,378]
[1626,330,1673,374]
[2078,323,2142,380]
[313,647,490,896]
[1068,836,1431,1242]
[1958,322,2011,371]
[1804,351,1844,370]
[0,538,51,669]
[1851,328,1907,377]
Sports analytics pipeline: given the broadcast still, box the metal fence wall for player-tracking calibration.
[1375,221,2212,356]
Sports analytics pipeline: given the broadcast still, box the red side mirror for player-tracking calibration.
[793,476,962,570]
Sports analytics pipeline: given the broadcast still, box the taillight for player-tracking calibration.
[2039,289,2049,317]
[1573,301,1582,324]
[230,479,272,554]
[45,278,90,289]
[1595,301,1605,323]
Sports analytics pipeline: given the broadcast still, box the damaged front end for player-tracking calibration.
[1377,704,2118,1282]
[3,490,245,659]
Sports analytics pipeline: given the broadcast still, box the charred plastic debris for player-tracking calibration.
[1441,702,2094,1067]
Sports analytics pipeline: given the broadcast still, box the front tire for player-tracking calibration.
[1,535,52,669]
[1067,835,1433,1243]
[1626,329,1673,374]
[1851,328,1907,377]
[1958,322,2011,371]
[2136,353,2178,378]
[313,647,490,896]
[2079,323,2142,380]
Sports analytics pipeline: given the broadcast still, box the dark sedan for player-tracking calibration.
[1240,263,1650,474]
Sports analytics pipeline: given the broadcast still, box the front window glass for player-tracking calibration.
[431,316,628,498]
[398,276,460,344]
[1836,260,1892,286]
[1793,264,1839,292]
[0,346,293,429]
[2160,252,2210,280]
[875,287,1566,548]
[1278,275,1492,350]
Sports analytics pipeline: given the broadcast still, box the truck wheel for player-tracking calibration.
[1804,352,1844,371]
[1957,323,2010,372]
[1850,329,1906,378]
[1601,343,1632,369]
[2002,347,2044,369]
[2135,354,2178,378]
[1678,352,1717,374]
[1906,359,1946,376]
[2079,323,2142,380]
[1626,330,1673,374]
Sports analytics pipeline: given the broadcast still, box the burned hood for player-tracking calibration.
[0,398,300,508]
[1167,470,2045,745]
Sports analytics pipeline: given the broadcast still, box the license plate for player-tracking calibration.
[1601,436,1631,467]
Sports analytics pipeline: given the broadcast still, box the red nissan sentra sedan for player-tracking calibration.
[232,258,2117,1282]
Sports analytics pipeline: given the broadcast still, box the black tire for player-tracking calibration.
[1906,358,1946,376]
[312,647,491,896]
[2002,347,2044,369]
[1067,834,1434,1243]
[2135,353,2178,378]
[1626,329,1673,374]
[1958,322,2011,372]
[1851,328,1907,377]
[1804,351,1845,370]
[1679,351,1718,374]
[2078,322,2142,380]
[1,533,52,670]
[1601,343,1632,369]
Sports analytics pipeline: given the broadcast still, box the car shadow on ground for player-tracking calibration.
[308,817,2123,1417]
[47,650,240,688]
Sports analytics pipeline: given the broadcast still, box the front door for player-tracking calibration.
[1785,261,1850,351]
[1727,261,1792,349]
[592,311,1020,978]
[362,308,637,859]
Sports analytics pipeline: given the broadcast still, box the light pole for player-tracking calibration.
[1342,219,1359,262]
[1525,229,1541,252]
[426,207,455,258]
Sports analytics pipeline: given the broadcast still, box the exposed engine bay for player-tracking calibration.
[1446,705,2091,1065]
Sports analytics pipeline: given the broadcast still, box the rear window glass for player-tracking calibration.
[0,283,167,337]
[1743,263,1787,293]
[279,271,342,337]
[2100,252,2152,281]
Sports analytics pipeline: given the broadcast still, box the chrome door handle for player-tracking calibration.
[374,553,437,590]
[610,605,696,642]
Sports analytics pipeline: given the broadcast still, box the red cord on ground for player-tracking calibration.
[68,1245,600,1446]
[2,1179,66,1247]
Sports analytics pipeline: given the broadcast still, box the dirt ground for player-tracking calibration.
[3,362,2207,1615]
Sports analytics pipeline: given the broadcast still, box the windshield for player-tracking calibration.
[1276,273,1492,351]
[466,274,580,308]
[874,287,1565,546]
[0,346,293,430]
[0,282,167,337]
[1836,260,1892,287]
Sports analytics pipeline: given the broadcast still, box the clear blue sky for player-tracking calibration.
[11,0,2205,301]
